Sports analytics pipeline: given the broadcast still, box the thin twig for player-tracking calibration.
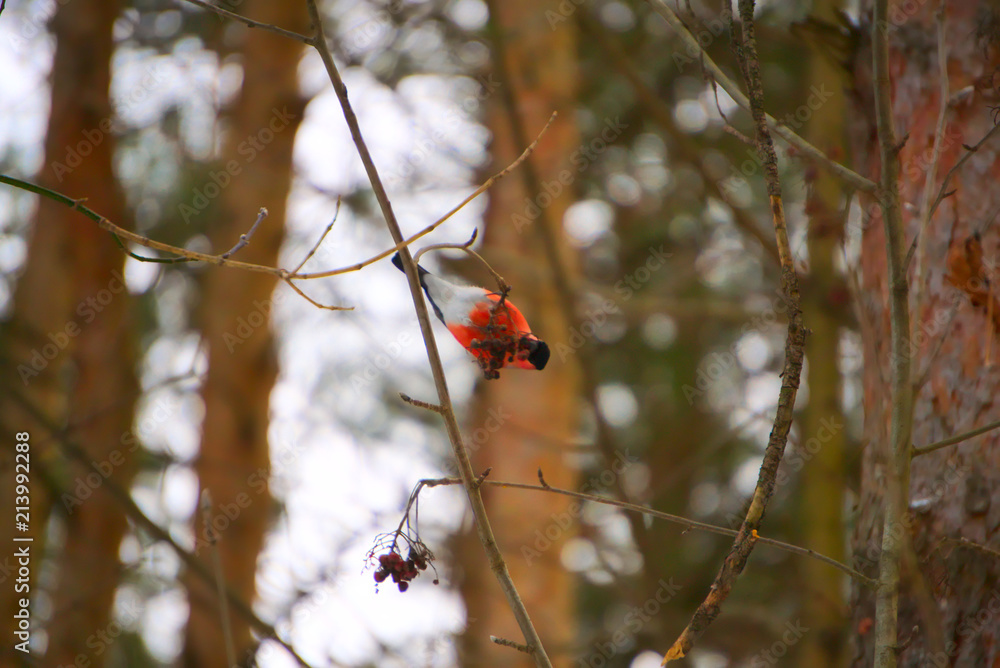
[414,228,512,295]
[302,1,553,664]
[293,197,341,273]
[178,0,312,44]
[909,7,949,301]
[661,3,807,661]
[399,393,444,413]
[282,277,351,311]
[294,113,556,281]
[871,1,916,665]
[912,298,961,392]
[201,490,238,668]
[924,122,1000,231]
[946,536,1000,560]
[221,207,268,259]
[574,9,780,266]
[645,0,878,193]
[912,417,1000,457]
[490,636,534,654]
[419,477,875,587]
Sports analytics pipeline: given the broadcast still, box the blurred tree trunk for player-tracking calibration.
[182,2,306,665]
[850,1,1000,664]
[797,0,849,664]
[456,2,580,666]
[0,0,135,665]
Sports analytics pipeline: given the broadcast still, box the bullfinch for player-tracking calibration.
[392,253,549,378]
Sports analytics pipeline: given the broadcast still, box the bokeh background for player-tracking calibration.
[3,0,1000,666]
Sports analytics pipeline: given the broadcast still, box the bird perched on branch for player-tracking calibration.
[392,253,549,378]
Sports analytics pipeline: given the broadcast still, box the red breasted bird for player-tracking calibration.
[392,253,549,377]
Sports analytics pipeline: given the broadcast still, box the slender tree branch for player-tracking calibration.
[293,197,341,273]
[645,0,878,193]
[414,229,511,295]
[178,0,312,44]
[661,2,807,661]
[221,207,268,259]
[301,1,553,664]
[575,8,781,266]
[871,2,916,666]
[912,417,1000,458]
[200,490,238,668]
[420,477,875,586]
[924,122,1000,232]
[909,7,949,299]
[294,113,555,280]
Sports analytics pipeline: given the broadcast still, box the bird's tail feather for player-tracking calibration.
[391,252,429,278]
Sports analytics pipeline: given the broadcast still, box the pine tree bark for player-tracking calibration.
[851,1,1000,664]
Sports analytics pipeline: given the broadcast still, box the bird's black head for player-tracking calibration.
[520,336,550,370]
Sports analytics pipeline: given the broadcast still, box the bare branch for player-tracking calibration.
[177,0,312,44]
[221,207,268,259]
[200,490,238,668]
[660,2,807,661]
[645,0,878,193]
[294,197,341,273]
[491,636,534,654]
[418,477,875,587]
[912,417,1000,458]
[295,113,556,281]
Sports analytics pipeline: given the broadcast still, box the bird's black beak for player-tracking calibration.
[521,337,550,370]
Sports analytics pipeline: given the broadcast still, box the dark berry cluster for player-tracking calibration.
[372,547,435,592]
[469,334,518,379]
[469,300,520,380]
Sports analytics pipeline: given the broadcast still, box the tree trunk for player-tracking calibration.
[456,2,580,666]
[182,2,306,665]
[798,0,850,663]
[0,0,134,665]
[851,2,1000,664]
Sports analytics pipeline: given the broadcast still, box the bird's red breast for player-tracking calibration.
[446,293,542,372]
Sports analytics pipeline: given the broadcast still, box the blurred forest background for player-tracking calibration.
[2,0,1000,666]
